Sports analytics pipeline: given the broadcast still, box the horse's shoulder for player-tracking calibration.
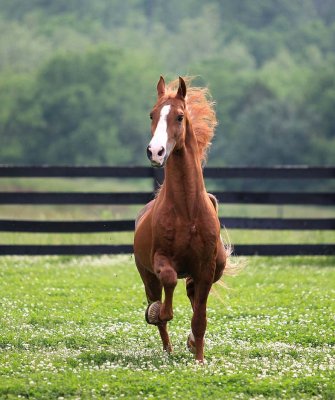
[135,199,155,230]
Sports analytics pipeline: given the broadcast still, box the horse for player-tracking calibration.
[133,76,228,362]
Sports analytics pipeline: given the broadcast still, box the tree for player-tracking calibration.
[226,98,314,166]
[0,46,161,165]
[302,62,335,165]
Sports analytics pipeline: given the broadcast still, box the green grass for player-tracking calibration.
[0,178,334,398]
[0,178,153,192]
[0,255,334,399]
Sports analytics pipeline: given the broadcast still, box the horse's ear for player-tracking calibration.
[177,76,187,100]
[157,76,165,98]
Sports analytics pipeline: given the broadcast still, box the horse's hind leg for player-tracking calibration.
[186,277,195,310]
[186,277,198,354]
[188,278,213,362]
[135,258,173,353]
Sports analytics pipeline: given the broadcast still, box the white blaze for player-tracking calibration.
[149,105,170,163]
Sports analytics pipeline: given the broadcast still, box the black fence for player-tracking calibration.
[0,165,334,256]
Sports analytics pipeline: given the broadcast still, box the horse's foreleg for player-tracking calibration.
[158,267,177,322]
[188,279,212,362]
[157,322,172,353]
[135,258,163,304]
[150,253,177,354]
[153,253,177,322]
[135,259,172,352]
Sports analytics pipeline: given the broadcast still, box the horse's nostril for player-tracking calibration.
[158,146,165,157]
[147,146,152,160]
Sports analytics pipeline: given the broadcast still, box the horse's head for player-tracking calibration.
[146,76,187,168]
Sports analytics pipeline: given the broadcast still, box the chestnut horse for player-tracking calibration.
[133,76,228,362]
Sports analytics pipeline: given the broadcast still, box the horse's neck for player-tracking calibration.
[162,119,206,220]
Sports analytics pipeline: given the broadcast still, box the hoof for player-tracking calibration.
[187,331,196,354]
[145,301,162,325]
[164,344,173,354]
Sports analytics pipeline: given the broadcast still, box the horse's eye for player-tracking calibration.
[149,114,153,120]
[177,115,184,122]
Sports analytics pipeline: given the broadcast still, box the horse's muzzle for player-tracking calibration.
[147,145,166,168]
[150,160,165,168]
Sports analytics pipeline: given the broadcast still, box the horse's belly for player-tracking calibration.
[172,223,219,275]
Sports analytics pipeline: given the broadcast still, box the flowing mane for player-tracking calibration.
[164,77,217,163]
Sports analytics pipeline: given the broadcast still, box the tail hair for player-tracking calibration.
[221,227,246,277]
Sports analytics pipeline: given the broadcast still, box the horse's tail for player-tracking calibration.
[220,228,244,277]
[208,192,245,277]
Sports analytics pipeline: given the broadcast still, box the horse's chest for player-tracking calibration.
[157,213,218,256]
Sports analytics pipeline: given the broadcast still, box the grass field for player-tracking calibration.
[0,177,334,398]
[0,254,334,399]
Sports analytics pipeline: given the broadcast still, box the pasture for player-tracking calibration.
[0,254,334,399]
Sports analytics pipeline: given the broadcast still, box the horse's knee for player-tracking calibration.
[159,267,177,288]
[153,253,177,288]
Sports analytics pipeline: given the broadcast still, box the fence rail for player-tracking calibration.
[0,244,332,257]
[0,191,333,205]
[1,165,334,179]
[1,217,334,233]
[0,165,334,256]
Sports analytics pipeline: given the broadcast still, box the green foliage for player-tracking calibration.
[227,98,313,166]
[0,46,160,165]
[0,0,334,166]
